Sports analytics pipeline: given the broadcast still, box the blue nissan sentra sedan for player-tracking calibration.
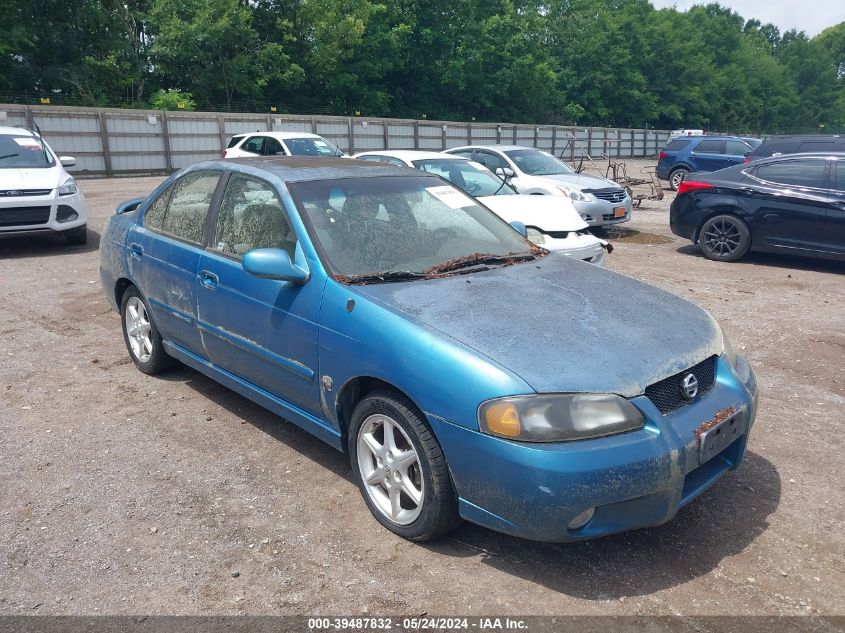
[99,157,759,542]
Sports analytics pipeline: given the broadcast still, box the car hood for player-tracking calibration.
[534,172,621,191]
[0,166,61,191]
[353,254,722,397]
[479,194,588,232]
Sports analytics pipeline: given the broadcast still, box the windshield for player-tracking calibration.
[412,159,515,197]
[505,149,573,176]
[290,175,535,279]
[0,134,54,169]
[285,137,344,157]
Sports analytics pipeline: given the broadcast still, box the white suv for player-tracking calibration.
[223,131,346,159]
[0,126,88,244]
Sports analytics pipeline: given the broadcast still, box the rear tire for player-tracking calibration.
[348,389,460,541]
[120,286,175,375]
[698,214,751,262]
[668,168,688,191]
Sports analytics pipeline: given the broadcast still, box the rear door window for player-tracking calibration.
[695,139,724,154]
[753,160,828,189]
[160,171,221,244]
[796,141,842,153]
[263,137,286,156]
[240,136,265,155]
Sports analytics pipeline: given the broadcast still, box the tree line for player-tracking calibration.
[2,0,844,133]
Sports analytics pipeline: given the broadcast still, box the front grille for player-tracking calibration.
[0,189,52,197]
[586,188,628,204]
[645,356,717,415]
[0,206,51,227]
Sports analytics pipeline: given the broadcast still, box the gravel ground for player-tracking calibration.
[0,161,843,617]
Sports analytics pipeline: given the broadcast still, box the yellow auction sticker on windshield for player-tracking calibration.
[425,185,475,209]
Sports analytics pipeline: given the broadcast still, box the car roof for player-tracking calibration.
[759,135,842,141]
[0,126,36,136]
[355,150,467,161]
[191,157,422,182]
[230,131,324,140]
[675,135,750,141]
[448,144,544,152]
[751,151,845,162]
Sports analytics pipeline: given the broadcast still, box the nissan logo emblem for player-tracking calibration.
[680,373,699,401]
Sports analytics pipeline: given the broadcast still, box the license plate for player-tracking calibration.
[613,207,626,218]
[698,414,743,464]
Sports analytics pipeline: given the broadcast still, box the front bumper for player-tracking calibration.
[0,190,88,237]
[429,356,757,542]
[536,232,608,266]
[575,196,633,226]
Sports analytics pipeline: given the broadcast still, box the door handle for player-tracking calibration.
[831,200,845,210]
[129,243,143,258]
[738,187,758,196]
[200,270,219,288]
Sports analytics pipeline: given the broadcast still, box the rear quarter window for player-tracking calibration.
[226,136,244,149]
[664,139,691,151]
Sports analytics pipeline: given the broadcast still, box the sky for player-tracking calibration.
[650,0,845,36]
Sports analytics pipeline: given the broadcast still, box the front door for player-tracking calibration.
[196,173,323,416]
[826,159,845,255]
[127,171,222,355]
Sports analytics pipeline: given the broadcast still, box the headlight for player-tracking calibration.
[555,185,571,197]
[478,394,644,442]
[58,177,78,196]
[720,325,737,367]
[526,228,546,244]
[568,189,590,202]
[721,325,754,386]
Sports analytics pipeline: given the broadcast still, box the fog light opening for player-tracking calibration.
[567,507,595,530]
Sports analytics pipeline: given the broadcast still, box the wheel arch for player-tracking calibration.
[114,277,135,308]
[692,206,749,243]
[335,376,429,450]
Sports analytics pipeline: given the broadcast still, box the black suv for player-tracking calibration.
[748,135,845,161]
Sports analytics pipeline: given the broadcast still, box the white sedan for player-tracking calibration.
[223,131,346,159]
[353,150,610,265]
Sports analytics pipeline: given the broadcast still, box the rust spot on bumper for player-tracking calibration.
[694,406,737,441]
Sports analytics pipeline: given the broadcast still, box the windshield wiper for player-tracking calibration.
[338,270,432,285]
[0,153,19,161]
[426,252,536,275]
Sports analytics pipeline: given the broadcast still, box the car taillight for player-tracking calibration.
[677,180,714,195]
[742,157,750,164]
[222,149,227,158]
[658,151,668,160]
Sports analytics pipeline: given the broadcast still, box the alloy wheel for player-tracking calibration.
[356,414,424,525]
[702,219,742,257]
[124,296,153,363]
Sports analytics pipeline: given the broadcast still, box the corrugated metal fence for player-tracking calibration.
[0,104,672,177]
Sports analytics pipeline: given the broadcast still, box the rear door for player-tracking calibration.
[826,159,845,255]
[744,158,833,252]
[127,170,223,355]
[689,139,726,172]
[196,172,323,416]
[262,136,287,156]
[239,136,266,156]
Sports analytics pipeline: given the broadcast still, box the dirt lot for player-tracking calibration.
[0,162,843,618]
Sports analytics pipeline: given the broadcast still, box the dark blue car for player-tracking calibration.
[99,158,758,542]
[658,136,754,190]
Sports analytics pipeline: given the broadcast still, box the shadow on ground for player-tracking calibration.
[0,228,100,259]
[157,363,780,601]
[676,244,845,274]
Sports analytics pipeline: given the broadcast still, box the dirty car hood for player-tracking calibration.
[353,254,722,397]
[0,166,61,191]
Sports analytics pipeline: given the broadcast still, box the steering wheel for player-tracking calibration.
[464,181,482,195]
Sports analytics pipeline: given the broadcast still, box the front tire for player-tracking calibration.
[120,286,175,374]
[698,214,751,262]
[668,168,688,191]
[65,226,88,245]
[349,389,460,541]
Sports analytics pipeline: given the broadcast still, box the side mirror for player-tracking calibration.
[116,197,146,215]
[243,248,310,284]
[495,167,515,180]
[59,156,76,167]
[510,221,528,238]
